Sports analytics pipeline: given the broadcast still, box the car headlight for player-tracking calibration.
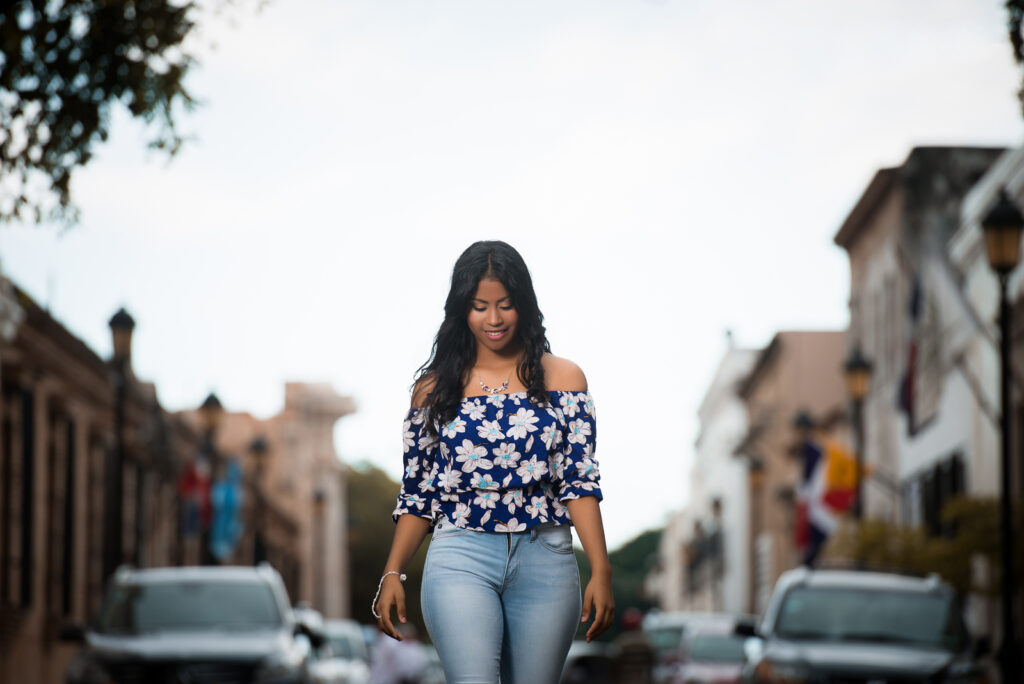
[254,649,304,683]
[752,658,811,684]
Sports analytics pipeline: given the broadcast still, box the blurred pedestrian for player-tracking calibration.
[610,608,654,684]
[373,240,615,684]
[369,623,427,684]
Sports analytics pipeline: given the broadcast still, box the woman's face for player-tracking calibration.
[467,277,519,354]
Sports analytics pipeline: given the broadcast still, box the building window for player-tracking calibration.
[901,453,964,537]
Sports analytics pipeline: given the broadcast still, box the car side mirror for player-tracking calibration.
[973,636,991,658]
[734,622,757,639]
[59,622,87,643]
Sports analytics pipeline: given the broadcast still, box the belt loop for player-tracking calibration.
[530,528,538,542]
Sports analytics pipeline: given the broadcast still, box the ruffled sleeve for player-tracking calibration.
[552,391,602,502]
[391,408,441,523]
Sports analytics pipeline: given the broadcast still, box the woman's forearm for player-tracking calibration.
[384,514,432,572]
[565,496,611,575]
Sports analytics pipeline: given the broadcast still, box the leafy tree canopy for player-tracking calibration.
[0,0,196,225]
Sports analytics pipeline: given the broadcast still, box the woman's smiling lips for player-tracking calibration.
[485,329,508,340]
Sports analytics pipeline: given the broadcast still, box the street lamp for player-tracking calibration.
[249,436,269,564]
[982,188,1024,684]
[313,489,326,611]
[843,346,872,522]
[103,308,135,580]
[198,392,223,565]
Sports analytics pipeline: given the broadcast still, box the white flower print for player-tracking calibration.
[405,493,426,511]
[540,424,561,450]
[461,398,487,421]
[492,442,521,469]
[495,518,526,532]
[548,451,566,479]
[473,490,498,509]
[442,416,467,439]
[437,465,462,492]
[516,455,548,484]
[404,456,420,481]
[418,433,437,453]
[403,420,416,452]
[471,472,499,490]
[583,394,595,416]
[486,394,505,409]
[502,490,524,514]
[566,418,592,445]
[477,419,505,443]
[418,464,439,492]
[451,503,471,527]
[455,439,492,472]
[525,495,548,519]
[507,408,539,439]
[575,456,599,481]
[559,392,580,417]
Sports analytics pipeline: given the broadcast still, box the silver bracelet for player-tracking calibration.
[371,571,407,619]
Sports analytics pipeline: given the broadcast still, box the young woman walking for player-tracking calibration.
[373,240,614,684]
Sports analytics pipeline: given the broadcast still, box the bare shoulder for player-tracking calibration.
[542,353,588,392]
[410,374,436,409]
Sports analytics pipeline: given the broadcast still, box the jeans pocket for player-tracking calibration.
[535,524,574,554]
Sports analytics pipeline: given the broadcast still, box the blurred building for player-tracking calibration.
[188,382,356,619]
[834,145,1015,641]
[733,331,847,613]
[648,342,756,613]
[0,267,358,684]
[0,281,202,684]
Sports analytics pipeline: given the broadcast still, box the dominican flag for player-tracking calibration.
[795,436,859,565]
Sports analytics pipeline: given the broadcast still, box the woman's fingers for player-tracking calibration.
[376,587,405,641]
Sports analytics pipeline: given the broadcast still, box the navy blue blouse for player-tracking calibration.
[392,390,601,532]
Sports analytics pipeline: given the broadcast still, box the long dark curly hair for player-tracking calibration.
[415,240,551,435]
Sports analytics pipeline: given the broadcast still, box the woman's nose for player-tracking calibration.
[487,307,502,325]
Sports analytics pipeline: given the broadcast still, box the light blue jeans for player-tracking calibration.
[421,518,582,684]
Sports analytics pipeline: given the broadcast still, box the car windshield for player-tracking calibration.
[95,579,283,634]
[774,586,964,650]
[688,634,747,663]
[646,626,684,656]
[326,634,365,660]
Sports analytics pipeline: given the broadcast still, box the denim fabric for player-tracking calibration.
[421,518,582,684]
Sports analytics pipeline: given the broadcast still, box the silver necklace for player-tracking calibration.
[479,370,513,395]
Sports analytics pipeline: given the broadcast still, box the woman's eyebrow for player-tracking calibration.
[471,297,513,304]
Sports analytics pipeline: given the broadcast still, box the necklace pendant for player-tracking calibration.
[479,379,510,395]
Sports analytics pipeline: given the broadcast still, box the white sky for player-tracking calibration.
[2,0,1022,548]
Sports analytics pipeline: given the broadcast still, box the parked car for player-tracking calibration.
[61,563,322,684]
[669,620,749,684]
[742,567,990,684]
[644,611,755,683]
[560,639,612,684]
[307,619,370,684]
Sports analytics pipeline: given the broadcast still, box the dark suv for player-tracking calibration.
[62,564,320,684]
[743,568,989,684]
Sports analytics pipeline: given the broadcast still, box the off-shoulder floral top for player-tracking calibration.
[392,390,601,532]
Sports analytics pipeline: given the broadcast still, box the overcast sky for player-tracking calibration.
[2,0,1022,548]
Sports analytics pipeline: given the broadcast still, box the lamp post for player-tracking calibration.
[103,308,134,580]
[313,489,326,611]
[982,188,1024,684]
[198,392,223,565]
[843,346,872,523]
[249,436,269,565]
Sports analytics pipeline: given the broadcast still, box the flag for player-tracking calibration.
[899,275,922,432]
[795,436,863,565]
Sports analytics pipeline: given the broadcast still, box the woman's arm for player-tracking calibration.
[375,514,432,640]
[566,496,615,642]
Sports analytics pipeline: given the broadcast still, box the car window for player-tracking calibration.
[645,626,684,655]
[95,580,283,633]
[687,634,747,663]
[775,586,964,650]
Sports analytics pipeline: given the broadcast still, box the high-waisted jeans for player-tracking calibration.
[421,518,582,684]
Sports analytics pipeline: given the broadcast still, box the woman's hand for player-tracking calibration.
[375,573,408,641]
[581,571,615,642]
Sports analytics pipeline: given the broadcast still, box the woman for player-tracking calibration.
[373,240,614,684]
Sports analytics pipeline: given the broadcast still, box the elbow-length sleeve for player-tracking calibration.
[391,408,440,523]
[554,391,603,502]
